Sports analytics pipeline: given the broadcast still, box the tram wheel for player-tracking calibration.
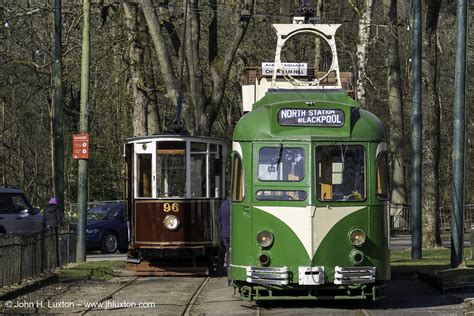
[101,231,118,254]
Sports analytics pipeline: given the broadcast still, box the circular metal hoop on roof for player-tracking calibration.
[271,24,341,88]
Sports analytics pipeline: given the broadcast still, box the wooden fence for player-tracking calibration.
[0,230,76,287]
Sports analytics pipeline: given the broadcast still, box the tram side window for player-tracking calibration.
[209,149,222,198]
[191,150,206,197]
[231,155,245,202]
[316,145,365,201]
[376,152,390,201]
[258,147,304,181]
[156,142,186,197]
[137,154,152,197]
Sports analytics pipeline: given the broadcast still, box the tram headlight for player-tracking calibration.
[256,230,274,247]
[163,215,180,231]
[349,229,366,246]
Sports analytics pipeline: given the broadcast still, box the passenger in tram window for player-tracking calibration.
[218,198,230,283]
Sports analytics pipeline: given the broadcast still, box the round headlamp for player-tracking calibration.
[163,215,180,231]
[256,230,274,247]
[349,229,366,246]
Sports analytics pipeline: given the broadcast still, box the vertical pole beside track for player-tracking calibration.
[451,0,468,268]
[53,0,64,225]
[411,0,422,260]
[76,0,91,262]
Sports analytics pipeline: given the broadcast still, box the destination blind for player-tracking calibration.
[278,108,345,127]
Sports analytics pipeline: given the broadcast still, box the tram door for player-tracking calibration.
[134,141,155,198]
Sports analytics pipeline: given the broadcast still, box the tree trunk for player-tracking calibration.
[421,0,442,248]
[355,0,374,106]
[138,10,160,135]
[384,0,407,206]
[313,0,323,70]
[124,2,147,136]
[139,0,183,131]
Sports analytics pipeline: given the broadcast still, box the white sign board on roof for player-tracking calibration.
[261,62,307,77]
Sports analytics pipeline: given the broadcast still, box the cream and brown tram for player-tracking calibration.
[125,134,227,275]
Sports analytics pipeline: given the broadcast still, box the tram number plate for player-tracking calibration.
[163,202,180,213]
[278,108,344,127]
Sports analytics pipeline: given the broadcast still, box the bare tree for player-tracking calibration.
[353,0,374,106]
[138,0,254,135]
[383,0,407,206]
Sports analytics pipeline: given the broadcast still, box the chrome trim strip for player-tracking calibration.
[246,266,289,285]
[334,266,376,285]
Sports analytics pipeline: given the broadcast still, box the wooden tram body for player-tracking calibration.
[124,135,227,275]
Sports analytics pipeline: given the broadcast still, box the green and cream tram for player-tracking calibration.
[230,20,390,300]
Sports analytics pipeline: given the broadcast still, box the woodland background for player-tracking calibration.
[0,0,473,246]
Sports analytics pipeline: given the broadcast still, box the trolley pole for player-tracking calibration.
[411,0,422,260]
[76,0,91,262]
[53,0,64,226]
[451,0,468,268]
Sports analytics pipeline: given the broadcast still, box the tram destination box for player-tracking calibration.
[278,108,345,127]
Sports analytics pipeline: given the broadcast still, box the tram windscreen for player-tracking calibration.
[258,147,304,181]
[156,142,186,197]
[316,145,365,201]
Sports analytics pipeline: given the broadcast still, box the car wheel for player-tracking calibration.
[101,232,118,254]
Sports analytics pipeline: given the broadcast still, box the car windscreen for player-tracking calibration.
[0,193,30,214]
[87,204,122,220]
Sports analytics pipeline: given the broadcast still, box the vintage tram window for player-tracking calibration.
[256,190,307,201]
[376,152,390,201]
[191,153,207,197]
[191,142,207,152]
[156,142,186,197]
[231,155,245,202]
[258,147,304,181]
[316,145,365,202]
[137,154,152,197]
[209,151,222,198]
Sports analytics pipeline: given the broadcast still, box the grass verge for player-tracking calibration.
[391,247,474,288]
[59,261,126,281]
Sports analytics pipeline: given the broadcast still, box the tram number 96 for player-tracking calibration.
[163,202,180,213]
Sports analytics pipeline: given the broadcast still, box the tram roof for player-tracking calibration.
[233,90,385,142]
[125,134,227,145]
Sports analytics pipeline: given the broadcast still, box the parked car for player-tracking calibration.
[84,201,128,254]
[0,188,43,234]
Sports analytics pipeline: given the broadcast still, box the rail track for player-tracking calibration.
[79,277,139,315]
[78,276,216,315]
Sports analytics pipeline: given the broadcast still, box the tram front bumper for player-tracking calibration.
[334,266,376,284]
[246,266,289,285]
[244,265,376,286]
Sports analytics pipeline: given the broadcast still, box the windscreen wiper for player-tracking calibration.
[276,143,283,170]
